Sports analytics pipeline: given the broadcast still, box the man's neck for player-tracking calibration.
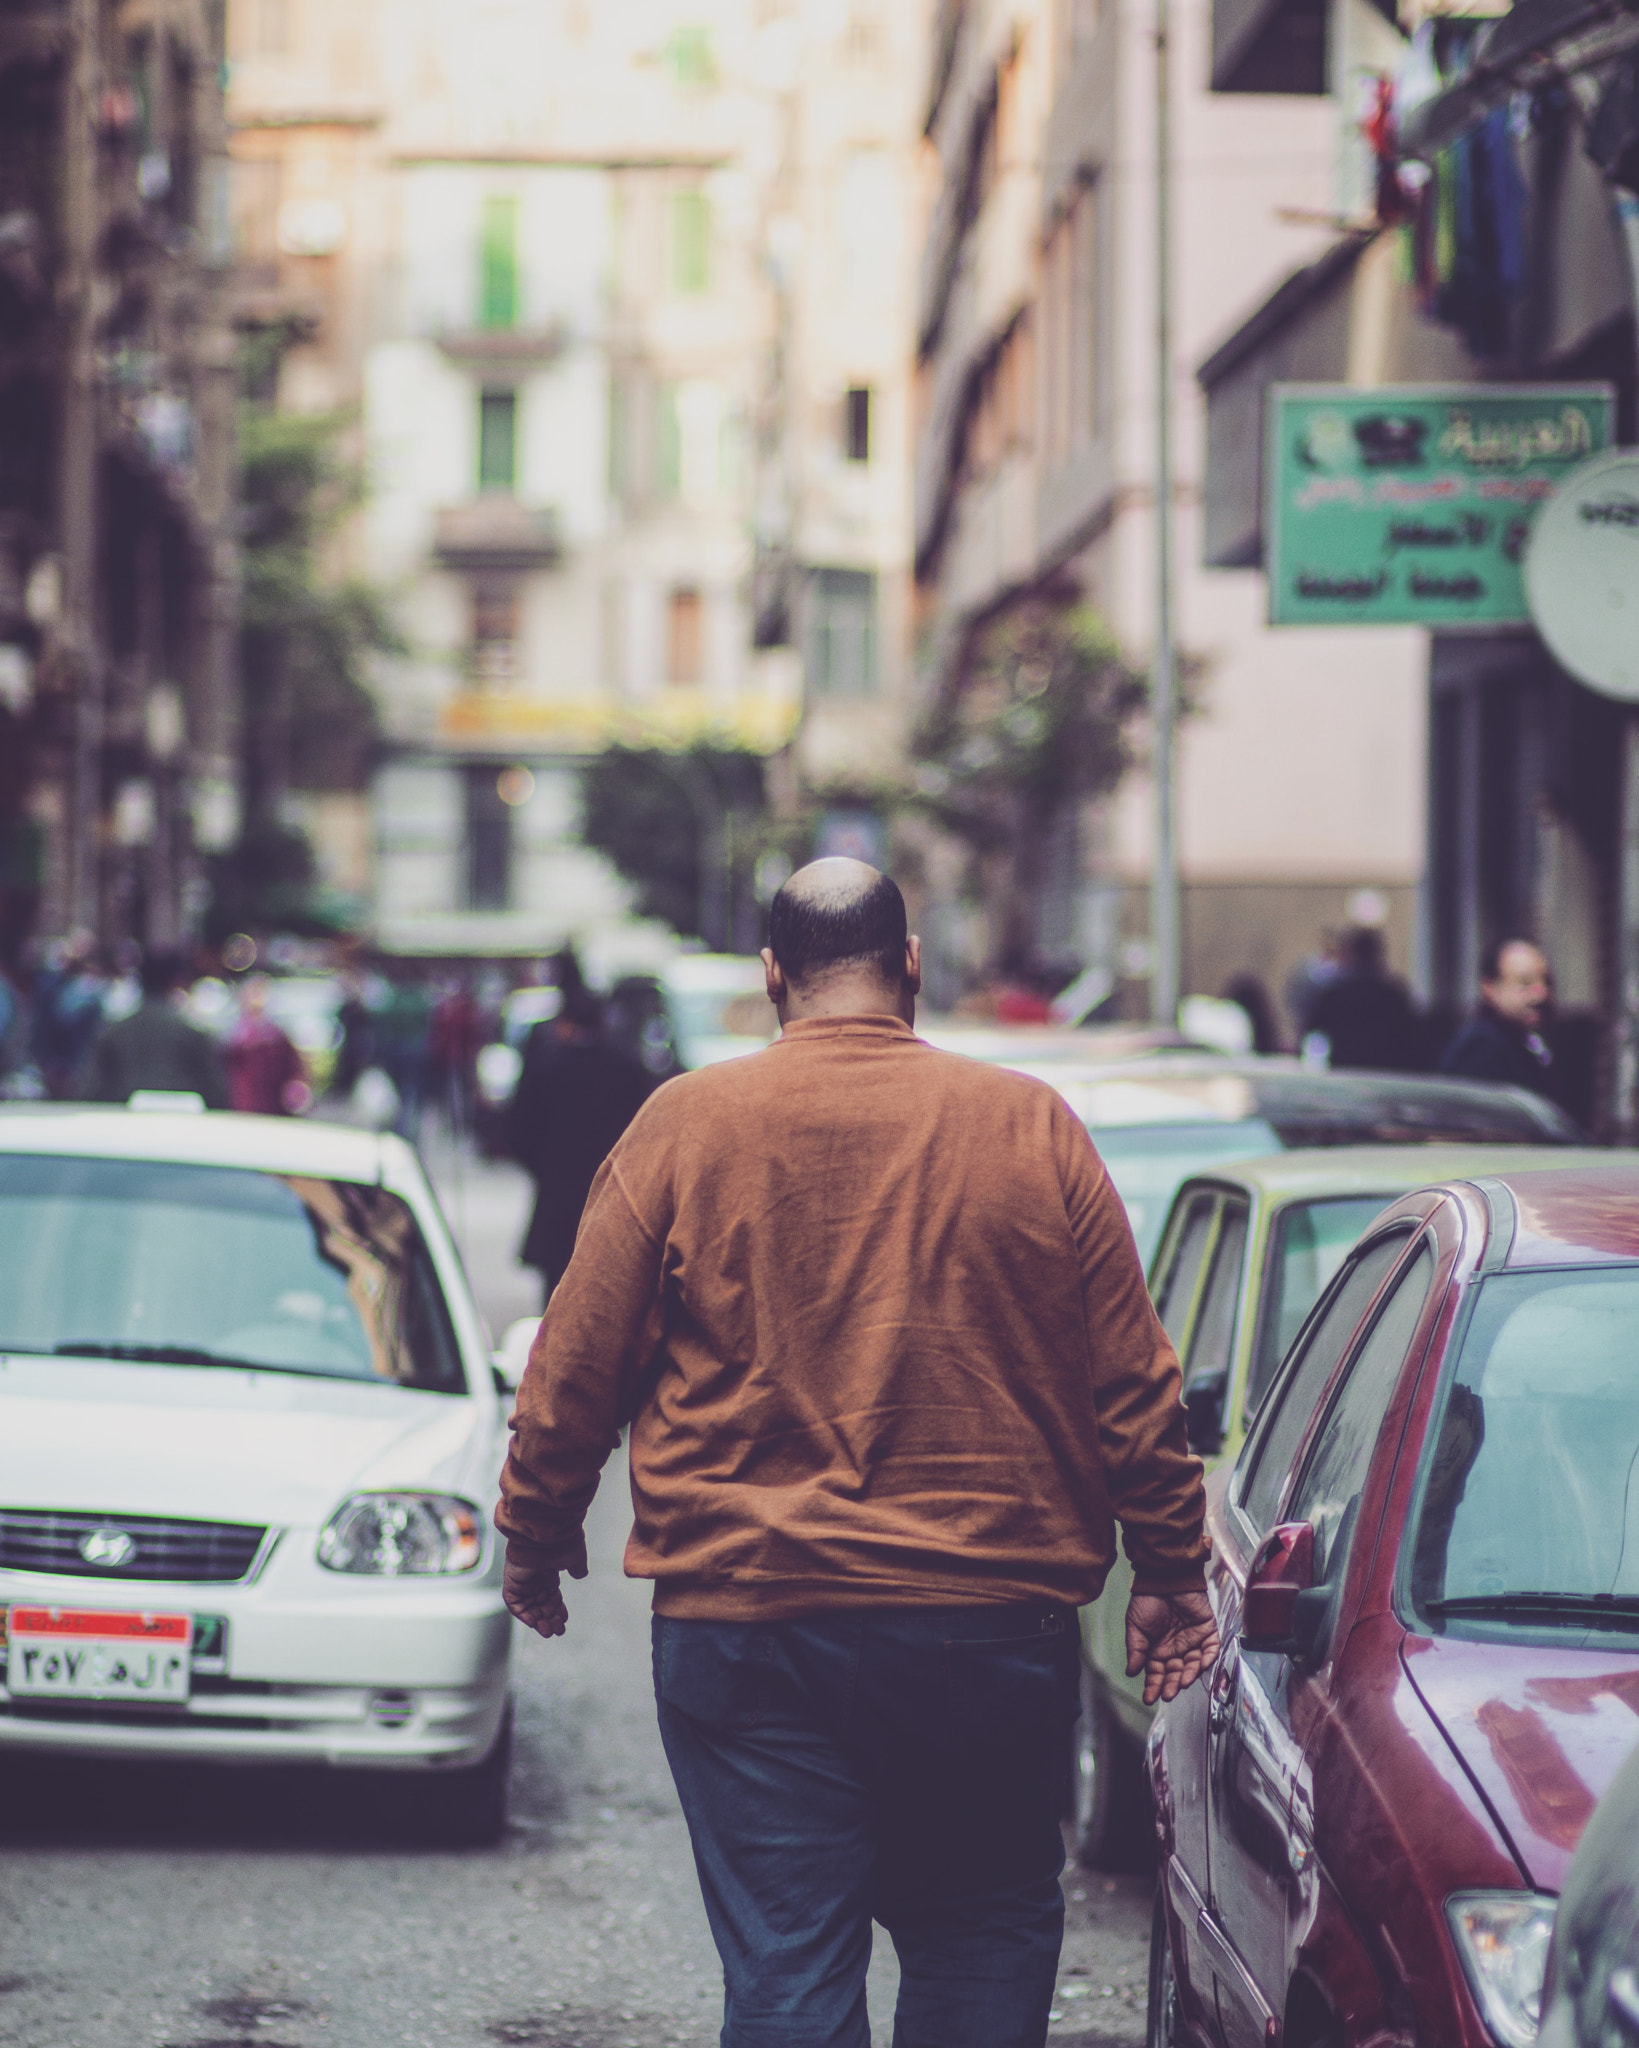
[781,977,914,1028]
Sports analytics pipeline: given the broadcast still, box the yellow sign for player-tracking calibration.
[437,688,800,755]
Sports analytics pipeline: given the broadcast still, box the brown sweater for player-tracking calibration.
[496,1014,1209,1617]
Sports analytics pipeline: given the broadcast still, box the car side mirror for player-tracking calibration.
[491,1316,539,1396]
[1183,1371,1227,1454]
[1242,1522,1318,1652]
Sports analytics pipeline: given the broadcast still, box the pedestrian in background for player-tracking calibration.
[1440,937,1556,1100]
[509,960,652,1307]
[372,974,432,1140]
[30,932,107,1098]
[223,975,307,1115]
[83,948,227,1108]
[498,859,1216,2048]
[429,975,483,1137]
[1221,971,1282,1054]
[1302,924,1419,1071]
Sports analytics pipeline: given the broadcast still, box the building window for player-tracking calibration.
[478,388,517,493]
[966,315,1033,480]
[1056,0,1100,65]
[479,195,520,330]
[232,155,281,267]
[667,587,704,686]
[668,25,716,85]
[245,0,289,58]
[464,764,513,912]
[844,386,873,464]
[808,570,878,699]
[470,578,519,688]
[837,148,894,299]
[601,579,627,694]
[670,187,711,295]
[655,382,681,498]
[1042,183,1098,467]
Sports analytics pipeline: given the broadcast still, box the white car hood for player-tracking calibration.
[0,1356,495,1528]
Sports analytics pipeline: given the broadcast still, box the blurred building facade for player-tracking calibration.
[0,0,239,962]
[912,0,1429,1018]
[227,0,926,959]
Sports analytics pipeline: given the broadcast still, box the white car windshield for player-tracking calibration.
[0,1155,466,1394]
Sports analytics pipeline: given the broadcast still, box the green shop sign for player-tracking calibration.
[1265,384,1615,628]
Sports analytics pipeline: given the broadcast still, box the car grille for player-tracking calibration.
[0,1508,267,1583]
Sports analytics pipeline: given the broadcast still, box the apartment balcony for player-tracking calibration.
[433,498,561,572]
[434,325,566,373]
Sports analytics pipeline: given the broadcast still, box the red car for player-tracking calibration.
[1148,1162,1639,2048]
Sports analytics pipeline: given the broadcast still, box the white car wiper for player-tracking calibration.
[51,1340,294,1375]
[1428,1592,1639,1629]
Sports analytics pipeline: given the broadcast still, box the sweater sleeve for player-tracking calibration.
[1054,1103,1210,1594]
[495,1151,668,1575]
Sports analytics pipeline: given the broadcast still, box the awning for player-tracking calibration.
[1399,0,1639,157]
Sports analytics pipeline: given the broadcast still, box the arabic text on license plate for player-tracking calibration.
[7,1607,191,1702]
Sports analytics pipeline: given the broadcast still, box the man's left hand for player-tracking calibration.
[504,1558,569,1639]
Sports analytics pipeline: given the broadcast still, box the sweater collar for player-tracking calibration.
[776,1014,918,1042]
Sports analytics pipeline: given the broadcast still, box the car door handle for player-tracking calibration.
[1208,1647,1239,1733]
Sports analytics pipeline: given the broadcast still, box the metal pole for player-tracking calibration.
[1150,0,1181,1025]
[1615,713,1639,1143]
[61,0,101,935]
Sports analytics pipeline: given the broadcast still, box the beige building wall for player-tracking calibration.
[913,0,1428,1016]
[1069,0,1427,1015]
[776,0,928,791]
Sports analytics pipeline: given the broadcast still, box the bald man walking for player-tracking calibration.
[498,861,1215,2048]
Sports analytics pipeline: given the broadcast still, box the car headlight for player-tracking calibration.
[1448,1891,1558,2048]
[317,1494,484,1576]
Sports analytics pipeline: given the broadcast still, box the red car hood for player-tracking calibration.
[1402,1633,1639,1891]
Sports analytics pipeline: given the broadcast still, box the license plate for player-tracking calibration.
[7,1607,192,1703]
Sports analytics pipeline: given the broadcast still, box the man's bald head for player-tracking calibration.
[767,859,908,989]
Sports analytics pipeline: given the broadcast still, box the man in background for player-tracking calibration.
[84,948,227,1108]
[1301,924,1419,1071]
[509,957,652,1306]
[1440,937,1556,1100]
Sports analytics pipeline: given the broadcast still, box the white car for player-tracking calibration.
[0,1105,518,1842]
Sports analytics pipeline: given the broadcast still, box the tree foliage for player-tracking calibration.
[910,599,1147,973]
[911,600,1146,850]
[238,392,402,802]
[580,745,769,945]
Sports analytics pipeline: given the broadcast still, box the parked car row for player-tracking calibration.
[1144,1161,1639,2048]
[1,998,1631,1985]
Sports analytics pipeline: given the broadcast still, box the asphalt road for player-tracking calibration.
[0,1138,1152,2048]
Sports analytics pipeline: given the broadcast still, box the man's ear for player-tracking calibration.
[761,947,785,1007]
[905,934,922,996]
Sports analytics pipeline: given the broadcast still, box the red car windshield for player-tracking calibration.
[1406,1265,1639,1641]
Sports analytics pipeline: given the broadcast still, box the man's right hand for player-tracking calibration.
[1125,1588,1220,1705]
[503,1558,570,1639]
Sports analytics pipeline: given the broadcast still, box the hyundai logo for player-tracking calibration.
[79,1527,137,1568]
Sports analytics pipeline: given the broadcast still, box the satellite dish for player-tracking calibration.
[1524,448,1639,703]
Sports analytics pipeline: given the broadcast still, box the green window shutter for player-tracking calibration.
[670,189,710,295]
[669,25,715,85]
[479,195,519,330]
[478,389,517,492]
[655,383,680,499]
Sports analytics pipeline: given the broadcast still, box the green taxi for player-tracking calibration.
[1073,1141,1610,1868]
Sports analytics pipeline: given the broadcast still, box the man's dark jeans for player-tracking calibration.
[653,1604,1080,2048]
